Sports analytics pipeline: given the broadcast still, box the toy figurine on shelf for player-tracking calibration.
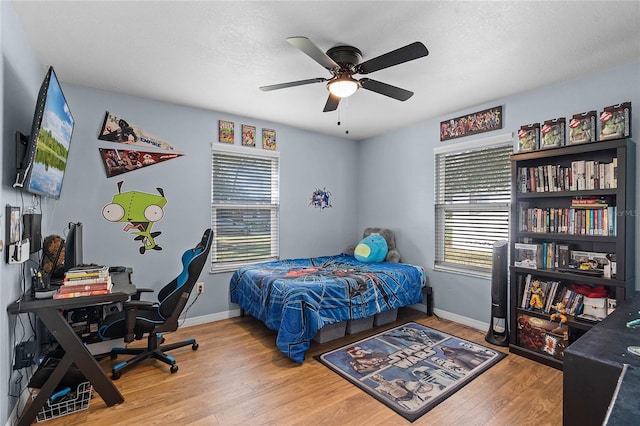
[550,301,568,333]
[528,280,546,311]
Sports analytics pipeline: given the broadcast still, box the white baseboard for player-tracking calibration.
[181,309,242,327]
[432,308,490,332]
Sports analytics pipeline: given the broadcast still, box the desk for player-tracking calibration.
[604,364,640,425]
[563,292,640,426]
[7,275,135,426]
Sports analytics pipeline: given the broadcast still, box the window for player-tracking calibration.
[434,133,512,277]
[211,144,279,272]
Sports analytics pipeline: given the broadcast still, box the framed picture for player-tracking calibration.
[242,125,256,147]
[218,120,234,143]
[440,105,503,141]
[262,128,276,150]
[5,205,21,246]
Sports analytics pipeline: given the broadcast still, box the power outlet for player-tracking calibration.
[196,282,204,294]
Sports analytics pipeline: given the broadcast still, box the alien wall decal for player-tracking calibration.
[102,181,167,254]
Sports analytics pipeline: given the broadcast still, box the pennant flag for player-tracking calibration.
[99,148,183,178]
[98,111,182,152]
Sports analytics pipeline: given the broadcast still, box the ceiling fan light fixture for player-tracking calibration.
[327,76,359,98]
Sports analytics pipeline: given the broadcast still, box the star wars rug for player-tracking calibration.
[317,322,506,422]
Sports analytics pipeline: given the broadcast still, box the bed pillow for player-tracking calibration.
[354,234,388,263]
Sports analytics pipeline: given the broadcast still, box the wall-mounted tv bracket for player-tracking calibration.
[14,131,30,188]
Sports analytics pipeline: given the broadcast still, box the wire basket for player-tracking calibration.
[32,382,92,422]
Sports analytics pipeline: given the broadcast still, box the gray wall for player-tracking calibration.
[358,59,640,327]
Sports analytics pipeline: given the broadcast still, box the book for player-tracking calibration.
[65,265,108,277]
[63,274,112,285]
[557,244,570,268]
[521,274,533,308]
[53,288,111,299]
[58,280,112,293]
[571,197,608,208]
[544,281,560,313]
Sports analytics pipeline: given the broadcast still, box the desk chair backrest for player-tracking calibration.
[157,228,212,330]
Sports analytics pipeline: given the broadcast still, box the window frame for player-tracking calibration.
[210,143,280,273]
[433,132,513,278]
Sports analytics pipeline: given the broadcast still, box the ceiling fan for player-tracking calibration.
[259,37,429,112]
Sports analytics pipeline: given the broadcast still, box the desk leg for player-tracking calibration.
[17,355,72,426]
[36,308,125,405]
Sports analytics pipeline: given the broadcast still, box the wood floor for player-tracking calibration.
[22,308,563,425]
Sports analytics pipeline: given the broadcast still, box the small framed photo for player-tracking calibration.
[262,128,276,150]
[8,206,21,244]
[242,125,256,147]
[218,120,234,143]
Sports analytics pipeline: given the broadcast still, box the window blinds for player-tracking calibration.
[211,145,279,272]
[434,141,512,275]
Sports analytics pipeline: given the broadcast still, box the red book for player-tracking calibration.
[53,289,111,299]
[58,282,112,293]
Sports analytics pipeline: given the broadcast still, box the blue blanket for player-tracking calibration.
[230,254,425,363]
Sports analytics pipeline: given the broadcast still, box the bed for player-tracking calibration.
[229,253,425,363]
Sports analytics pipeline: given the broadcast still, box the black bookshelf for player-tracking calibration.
[508,138,636,369]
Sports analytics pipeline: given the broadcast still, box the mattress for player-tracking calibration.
[230,254,425,363]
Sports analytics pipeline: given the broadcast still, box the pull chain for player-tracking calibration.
[337,98,349,134]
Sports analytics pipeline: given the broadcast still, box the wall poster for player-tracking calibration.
[440,106,503,141]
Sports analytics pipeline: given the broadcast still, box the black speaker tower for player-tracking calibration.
[486,240,509,346]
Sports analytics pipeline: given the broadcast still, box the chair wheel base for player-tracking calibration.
[170,364,179,373]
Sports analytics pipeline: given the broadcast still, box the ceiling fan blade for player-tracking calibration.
[359,78,414,101]
[259,78,326,91]
[323,93,340,112]
[356,42,429,74]
[287,36,339,71]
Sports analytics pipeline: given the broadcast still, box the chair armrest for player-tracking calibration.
[130,288,154,301]
[124,300,155,308]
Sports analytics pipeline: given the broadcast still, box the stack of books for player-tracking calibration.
[53,265,112,299]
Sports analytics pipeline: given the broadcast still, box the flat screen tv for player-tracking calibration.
[15,66,74,200]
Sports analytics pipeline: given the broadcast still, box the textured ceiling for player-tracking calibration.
[11,1,640,141]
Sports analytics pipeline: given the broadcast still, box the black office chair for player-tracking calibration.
[99,228,212,379]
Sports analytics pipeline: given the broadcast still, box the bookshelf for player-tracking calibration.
[509,138,636,369]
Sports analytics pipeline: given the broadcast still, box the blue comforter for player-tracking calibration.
[230,254,425,363]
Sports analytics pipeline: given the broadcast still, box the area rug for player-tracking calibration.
[317,322,506,422]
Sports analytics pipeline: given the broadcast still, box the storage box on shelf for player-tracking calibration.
[509,138,635,369]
